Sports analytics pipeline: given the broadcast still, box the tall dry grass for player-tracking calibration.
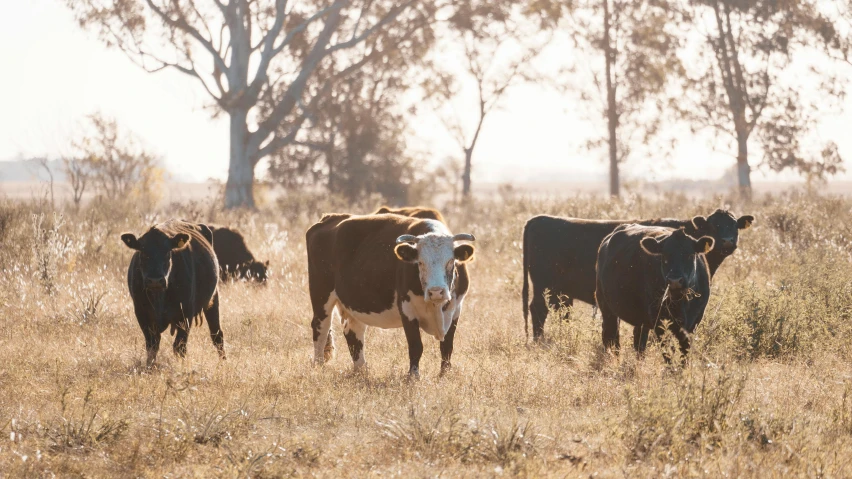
[2,190,852,477]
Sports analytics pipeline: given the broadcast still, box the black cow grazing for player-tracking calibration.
[121,220,224,366]
[373,205,447,224]
[522,210,753,339]
[595,225,714,360]
[209,225,269,283]
[306,213,476,378]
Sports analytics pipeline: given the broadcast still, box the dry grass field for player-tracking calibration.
[3,190,852,477]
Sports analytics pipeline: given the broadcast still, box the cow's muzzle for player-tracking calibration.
[718,239,737,255]
[427,287,450,304]
[144,277,167,291]
[667,277,685,291]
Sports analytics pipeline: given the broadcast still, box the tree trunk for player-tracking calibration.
[462,148,473,197]
[225,109,256,209]
[603,0,619,197]
[736,132,751,196]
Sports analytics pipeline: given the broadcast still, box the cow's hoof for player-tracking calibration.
[407,368,421,381]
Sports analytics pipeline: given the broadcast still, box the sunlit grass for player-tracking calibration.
[1,191,852,476]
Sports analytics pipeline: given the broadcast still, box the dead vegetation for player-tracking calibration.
[2,191,852,476]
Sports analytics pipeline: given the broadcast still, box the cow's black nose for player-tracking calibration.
[667,277,685,290]
[145,278,167,291]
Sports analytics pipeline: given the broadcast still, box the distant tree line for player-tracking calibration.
[67,0,852,206]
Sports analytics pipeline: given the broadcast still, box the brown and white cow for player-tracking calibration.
[306,213,475,378]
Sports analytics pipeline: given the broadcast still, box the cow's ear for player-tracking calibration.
[695,236,715,254]
[171,233,190,250]
[640,236,663,256]
[265,260,270,266]
[454,244,475,263]
[691,215,708,230]
[737,215,754,230]
[121,233,140,250]
[394,243,418,262]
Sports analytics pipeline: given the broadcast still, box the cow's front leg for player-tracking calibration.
[143,327,161,368]
[400,312,423,379]
[135,303,161,368]
[173,327,189,358]
[440,317,459,376]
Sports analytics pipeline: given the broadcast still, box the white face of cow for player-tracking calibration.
[394,232,475,304]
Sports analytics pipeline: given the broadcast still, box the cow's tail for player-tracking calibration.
[522,221,530,340]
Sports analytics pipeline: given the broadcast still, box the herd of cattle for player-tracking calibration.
[119,206,753,375]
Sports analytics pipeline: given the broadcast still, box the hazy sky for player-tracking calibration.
[2,0,851,184]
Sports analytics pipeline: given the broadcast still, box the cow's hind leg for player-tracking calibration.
[311,293,336,365]
[599,301,620,353]
[633,324,650,356]
[204,293,226,359]
[440,318,459,376]
[529,289,548,341]
[343,316,367,370]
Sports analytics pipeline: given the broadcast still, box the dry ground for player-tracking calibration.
[2,191,852,477]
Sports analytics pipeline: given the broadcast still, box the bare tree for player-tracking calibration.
[680,0,846,195]
[62,157,90,211]
[563,0,684,197]
[74,114,164,205]
[427,0,550,197]
[69,0,436,209]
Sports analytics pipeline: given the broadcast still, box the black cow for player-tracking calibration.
[121,219,224,366]
[595,225,714,360]
[522,210,753,339]
[209,225,269,283]
[306,213,475,378]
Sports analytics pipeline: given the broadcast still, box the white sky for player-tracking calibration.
[2,0,851,184]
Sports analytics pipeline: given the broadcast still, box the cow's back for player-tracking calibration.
[525,215,688,305]
[374,206,446,224]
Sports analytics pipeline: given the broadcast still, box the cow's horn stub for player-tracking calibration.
[396,234,418,244]
[453,233,476,242]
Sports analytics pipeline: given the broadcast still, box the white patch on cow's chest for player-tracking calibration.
[337,293,401,329]
[401,292,460,341]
